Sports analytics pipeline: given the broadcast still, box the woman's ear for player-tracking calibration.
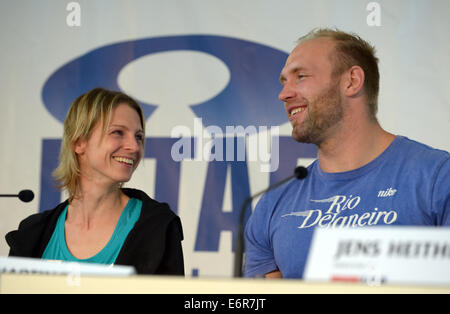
[73,138,86,155]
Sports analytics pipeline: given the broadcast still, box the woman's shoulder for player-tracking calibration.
[122,188,178,219]
[15,202,67,232]
[121,188,183,239]
[5,201,68,257]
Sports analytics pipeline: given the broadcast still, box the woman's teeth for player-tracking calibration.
[113,157,134,165]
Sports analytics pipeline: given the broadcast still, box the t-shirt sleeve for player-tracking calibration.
[243,194,279,277]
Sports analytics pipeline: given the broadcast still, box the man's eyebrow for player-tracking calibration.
[279,66,307,83]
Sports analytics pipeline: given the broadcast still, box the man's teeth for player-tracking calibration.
[290,107,305,116]
[114,157,134,165]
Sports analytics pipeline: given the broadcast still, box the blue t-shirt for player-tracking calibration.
[244,136,450,278]
[42,198,142,264]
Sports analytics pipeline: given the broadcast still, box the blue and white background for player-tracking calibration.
[1,0,449,277]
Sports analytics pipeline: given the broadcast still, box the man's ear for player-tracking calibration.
[342,65,365,97]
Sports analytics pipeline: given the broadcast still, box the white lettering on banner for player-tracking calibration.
[66,2,81,27]
[282,194,398,229]
[170,118,280,172]
[366,2,381,27]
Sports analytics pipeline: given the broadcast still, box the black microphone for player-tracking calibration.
[0,190,35,203]
[233,166,308,277]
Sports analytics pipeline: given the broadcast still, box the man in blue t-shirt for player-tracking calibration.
[244,28,450,279]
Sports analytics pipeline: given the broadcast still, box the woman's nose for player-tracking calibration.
[125,135,141,152]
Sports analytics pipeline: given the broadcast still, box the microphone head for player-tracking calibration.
[294,166,308,179]
[18,190,34,202]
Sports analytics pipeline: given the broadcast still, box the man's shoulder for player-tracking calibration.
[394,136,449,165]
[397,136,448,155]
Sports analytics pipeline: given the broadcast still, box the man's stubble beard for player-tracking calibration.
[292,80,344,145]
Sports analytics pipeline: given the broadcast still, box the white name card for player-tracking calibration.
[304,227,450,286]
[0,256,135,277]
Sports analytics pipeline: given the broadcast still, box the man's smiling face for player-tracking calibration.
[279,38,345,144]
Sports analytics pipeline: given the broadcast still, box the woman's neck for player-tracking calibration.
[68,182,128,229]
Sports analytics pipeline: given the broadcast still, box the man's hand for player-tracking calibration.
[264,270,282,278]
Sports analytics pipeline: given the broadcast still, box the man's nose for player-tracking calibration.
[278,83,296,102]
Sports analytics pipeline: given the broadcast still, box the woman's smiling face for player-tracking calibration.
[74,103,145,186]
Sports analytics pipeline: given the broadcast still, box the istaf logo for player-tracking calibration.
[43,35,288,129]
[40,35,316,252]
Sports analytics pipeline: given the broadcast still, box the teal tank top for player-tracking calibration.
[42,198,142,264]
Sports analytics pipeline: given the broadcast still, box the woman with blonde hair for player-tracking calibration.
[6,88,184,275]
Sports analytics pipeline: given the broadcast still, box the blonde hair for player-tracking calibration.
[298,28,380,120]
[52,87,145,202]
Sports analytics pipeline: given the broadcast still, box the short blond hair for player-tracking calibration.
[53,87,145,202]
[298,28,380,120]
